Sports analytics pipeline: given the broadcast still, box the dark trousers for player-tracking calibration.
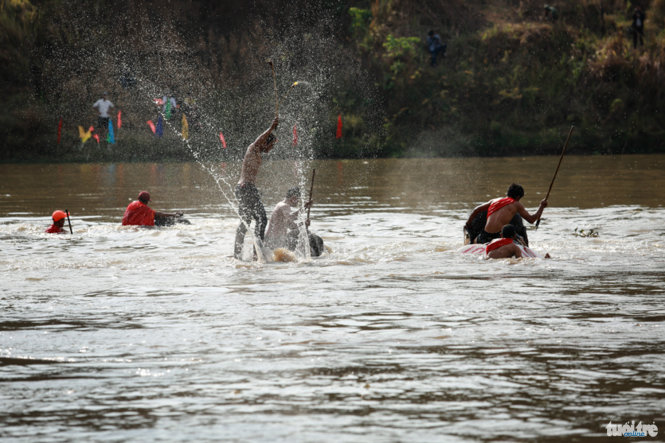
[429,45,446,66]
[633,27,644,48]
[234,183,267,258]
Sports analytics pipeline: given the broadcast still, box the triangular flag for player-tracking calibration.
[78,125,92,143]
[107,119,115,144]
[165,100,172,120]
[57,118,63,144]
[336,114,343,139]
[93,134,100,144]
[147,120,156,134]
[117,110,122,129]
[219,131,227,148]
[181,114,189,140]
[156,115,163,137]
[292,124,298,146]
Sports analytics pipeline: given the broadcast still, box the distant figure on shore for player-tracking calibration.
[162,92,177,120]
[544,4,559,22]
[632,6,645,48]
[234,117,279,259]
[465,183,547,244]
[485,224,522,259]
[122,191,184,227]
[92,92,114,139]
[45,210,68,234]
[426,30,446,67]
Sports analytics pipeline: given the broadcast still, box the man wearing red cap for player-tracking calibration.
[46,210,68,234]
[122,191,183,226]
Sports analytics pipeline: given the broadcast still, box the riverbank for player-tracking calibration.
[2,0,665,160]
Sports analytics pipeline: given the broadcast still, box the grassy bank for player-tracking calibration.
[1,0,665,161]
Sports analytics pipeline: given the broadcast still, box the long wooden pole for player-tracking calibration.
[269,60,279,118]
[306,169,316,225]
[536,125,574,228]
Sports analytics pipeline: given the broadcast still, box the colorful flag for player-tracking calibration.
[219,131,227,148]
[292,124,298,146]
[336,114,343,139]
[93,134,100,144]
[147,120,156,134]
[107,119,115,144]
[156,115,163,137]
[117,110,122,129]
[165,100,172,120]
[78,125,93,143]
[57,119,63,144]
[181,114,189,140]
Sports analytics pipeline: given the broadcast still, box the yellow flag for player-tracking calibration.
[181,114,189,140]
[78,125,92,143]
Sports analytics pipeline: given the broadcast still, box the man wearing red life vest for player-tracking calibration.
[45,210,68,234]
[465,183,547,244]
[122,191,183,226]
[485,224,522,259]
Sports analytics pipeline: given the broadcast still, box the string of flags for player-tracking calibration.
[66,103,345,147]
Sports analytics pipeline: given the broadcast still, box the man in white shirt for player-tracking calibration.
[92,92,114,137]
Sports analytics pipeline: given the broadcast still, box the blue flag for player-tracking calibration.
[107,119,115,144]
[156,115,163,138]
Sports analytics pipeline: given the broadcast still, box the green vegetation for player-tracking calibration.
[1,0,665,161]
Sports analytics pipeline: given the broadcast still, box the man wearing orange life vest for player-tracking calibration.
[465,183,547,244]
[122,191,183,226]
[45,210,68,234]
[485,224,522,259]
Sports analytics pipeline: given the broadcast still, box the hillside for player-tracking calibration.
[1,0,664,161]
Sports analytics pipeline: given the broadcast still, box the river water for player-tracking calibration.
[1,155,664,442]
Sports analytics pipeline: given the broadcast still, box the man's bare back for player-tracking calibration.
[485,198,547,233]
[486,240,523,259]
[464,183,548,245]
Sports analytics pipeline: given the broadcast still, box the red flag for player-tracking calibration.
[147,120,156,134]
[336,114,343,139]
[117,110,122,129]
[219,132,227,149]
[93,134,100,144]
[292,124,298,146]
[57,118,63,144]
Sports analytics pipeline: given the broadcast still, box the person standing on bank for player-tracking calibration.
[234,117,279,259]
[632,6,645,49]
[426,30,447,67]
[92,92,114,139]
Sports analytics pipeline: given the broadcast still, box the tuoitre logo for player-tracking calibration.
[605,421,658,438]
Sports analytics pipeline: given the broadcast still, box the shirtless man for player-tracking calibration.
[485,224,522,259]
[264,187,312,250]
[233,117,279,259]
[465,183,547,244]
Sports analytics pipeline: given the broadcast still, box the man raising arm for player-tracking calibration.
[233,117,279,259]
